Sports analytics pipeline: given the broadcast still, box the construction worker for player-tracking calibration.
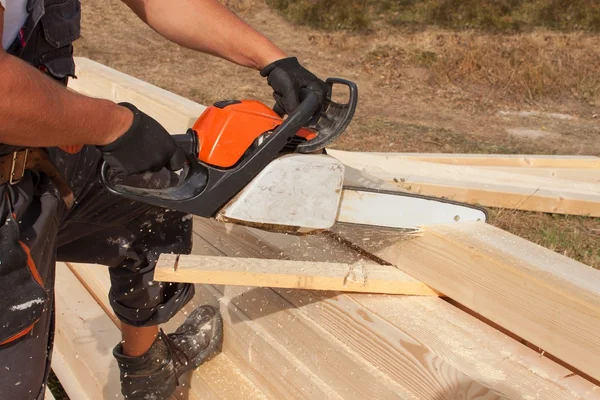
[0,0,330,399]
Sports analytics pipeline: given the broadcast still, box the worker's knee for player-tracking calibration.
[108,261,195,327]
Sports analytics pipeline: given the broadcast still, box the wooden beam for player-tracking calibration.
[53,263,123,399]
[194,218,599,399]
[361,152,600,168]
[154,253,438,296]
[328,149,600,216]
[70,57,205,133]
[375,221,600,382]
[68,264,425,399]
[477,166,600,184]
[65,262,267,400]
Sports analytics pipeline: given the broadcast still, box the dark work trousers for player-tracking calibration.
[0,146,195,400]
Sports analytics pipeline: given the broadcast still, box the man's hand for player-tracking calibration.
[97,103,185,175]
[260,57,330,117]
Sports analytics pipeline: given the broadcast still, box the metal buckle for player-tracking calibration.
[9,149,28,185]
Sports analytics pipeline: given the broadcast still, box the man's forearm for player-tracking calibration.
[0,53,133,148]
[122,0,287,70]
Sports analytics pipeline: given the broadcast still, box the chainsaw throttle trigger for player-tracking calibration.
[296,78,358,153]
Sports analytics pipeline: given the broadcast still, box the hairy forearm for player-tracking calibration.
[0,53,133,147]
[122,0,287,70]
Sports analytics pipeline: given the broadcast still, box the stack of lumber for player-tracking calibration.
[48,57,600,400]
[327,150,600,217]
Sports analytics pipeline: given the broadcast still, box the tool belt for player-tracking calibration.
[0,149,29,185]
[0,148,74,208]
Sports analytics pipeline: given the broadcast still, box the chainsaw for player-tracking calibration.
[100,78,487,233]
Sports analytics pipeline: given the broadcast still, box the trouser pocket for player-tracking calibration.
[0,214,49,346]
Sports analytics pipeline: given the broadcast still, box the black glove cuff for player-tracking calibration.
[260,56,300,77]
[97,102,141,152]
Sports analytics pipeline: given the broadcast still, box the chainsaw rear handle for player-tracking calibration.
[296,78,358,153]
[99,89,324,217]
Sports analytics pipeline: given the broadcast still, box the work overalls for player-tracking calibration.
[0,2,195,398]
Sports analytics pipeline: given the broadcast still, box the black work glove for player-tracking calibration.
[98,102,186,175]
[260,56,330,117]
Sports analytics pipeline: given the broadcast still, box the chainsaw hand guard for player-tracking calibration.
[296,78,358,153]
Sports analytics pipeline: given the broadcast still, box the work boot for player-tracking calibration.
[113,305,223,400]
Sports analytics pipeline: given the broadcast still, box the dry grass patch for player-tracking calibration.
[489,209,600,268]
[265,0,370,30]
[266,0,600,32]
[364,32,600,104]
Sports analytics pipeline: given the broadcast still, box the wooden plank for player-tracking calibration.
[154,253,438,296]
[328,149,600,216]
[360,152,600,168]
[189,353,269,400]
[171,230,430,398]
[50,350,89,400]
[67,265,413,399]
[195,218,600,399]
[191,221,526,399]
[375,221,600,382]
[69,57,206,133]
[187,284,345,399]
[396,182,600,216]
[329,150,600,195]
[201,284,419,399]
[53,262,123,399]
[66,262,267,400]
[478,166,600,184]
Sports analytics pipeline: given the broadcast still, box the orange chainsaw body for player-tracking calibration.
[192,100,316,168]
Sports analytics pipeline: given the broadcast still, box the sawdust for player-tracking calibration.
[9,298,46,311]
[342,261,368,286]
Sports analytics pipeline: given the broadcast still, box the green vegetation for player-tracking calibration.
[266,0,600,32]
[48,370,69,399]
[265,0,370,30]
[489,211,600,268]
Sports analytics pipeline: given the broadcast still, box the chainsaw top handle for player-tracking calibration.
[296,78,358,153]
[98,88,327,218]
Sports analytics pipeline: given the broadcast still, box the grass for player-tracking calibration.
[489,210,600,268]
[267,1,600,105]
[362,31,600,104]
[48,370,69,399]
[267,0,600,32]
[265,0,370,30]
[339,118,555,155]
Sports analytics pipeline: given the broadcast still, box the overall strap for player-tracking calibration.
[5,0,81,79]
[6,0,45,58]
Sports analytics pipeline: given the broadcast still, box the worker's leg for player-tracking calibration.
[0,174,61,400]
[51,146,223,399]
[121,325,158,356]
